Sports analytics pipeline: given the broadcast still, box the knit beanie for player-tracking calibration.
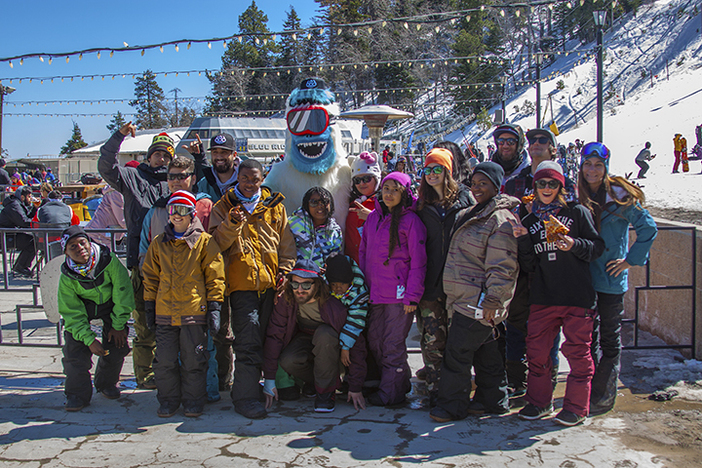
[325,254,354,284]
[424,148,453,174]
[580,141,611,172]
[146,133,175,160]
[533,160,565,187]
[61,225,89,252]
[381,172,413,199]
[167,190,197,213]
[472,162,504,191]
[350,151,382,180]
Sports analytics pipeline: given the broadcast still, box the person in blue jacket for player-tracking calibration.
[577,142,658,416]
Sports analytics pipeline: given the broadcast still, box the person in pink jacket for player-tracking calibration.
[359,172,427,406]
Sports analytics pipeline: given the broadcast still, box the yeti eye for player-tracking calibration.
[287,106,330,136]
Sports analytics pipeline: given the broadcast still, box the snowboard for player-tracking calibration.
[682,150,690,173]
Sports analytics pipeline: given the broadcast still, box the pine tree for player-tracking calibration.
[106,111,127,134]
[60,122,88,155]
[277,7,305,93]
[129,70,168,129]
[206,1,281,114]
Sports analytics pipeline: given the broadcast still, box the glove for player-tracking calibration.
[207,301,221,334]
[144,301,156,332]
[263,379,276,397]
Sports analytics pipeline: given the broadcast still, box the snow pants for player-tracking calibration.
[154,324,208,407]
[62,313,130,405]
[526,304,595,417]
[367,303,413,405]
[673,151,682,172]
[416,299,448,393]
[436,313,508,419]
[229,289,274,403]
[130,268,155,386]
[590,292,625,412]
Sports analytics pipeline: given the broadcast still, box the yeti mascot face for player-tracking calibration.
[285,77,341,174]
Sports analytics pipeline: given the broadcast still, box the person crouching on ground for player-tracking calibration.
[262,259,368,412]
[511,161,605,426]
[429,162,519,422]
[58,226,135,412]
[141,190,226,418]
[359,172,427,406]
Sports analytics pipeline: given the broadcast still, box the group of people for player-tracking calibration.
[0,158,57,188]
[52,118,657,428]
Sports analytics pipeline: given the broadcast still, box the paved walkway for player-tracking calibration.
[1,288,701,467]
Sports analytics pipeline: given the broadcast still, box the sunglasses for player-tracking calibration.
[308,199,330,208]
[353,175,374,185]
[168,205,195,217]
[290,281,314,291]
[496,138,518,146]
[528,136,551,145]
[580,142,610,164]
[423,166,444,176]
[286,106,332,136]
[535,179,561,190]
[167,172,194,181]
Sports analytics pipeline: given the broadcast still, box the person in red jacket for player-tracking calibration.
[345,151,382,263]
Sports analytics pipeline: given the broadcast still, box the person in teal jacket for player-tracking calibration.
[58,226,135,412]
[577,142,658,416]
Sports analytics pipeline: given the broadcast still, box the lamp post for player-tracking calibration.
[0,84,16,155]
[535,54,542,128]
[593,10,607,142]
[500,76,508,125]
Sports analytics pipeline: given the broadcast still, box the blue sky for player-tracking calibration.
[0,0,321,158]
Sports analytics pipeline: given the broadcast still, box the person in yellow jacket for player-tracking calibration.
[208,158,297,419]
[673,133,683,173]
[142,190,226,418]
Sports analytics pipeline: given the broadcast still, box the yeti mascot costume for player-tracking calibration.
[264,77,352,230]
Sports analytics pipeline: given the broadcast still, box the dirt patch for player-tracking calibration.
[647,206,702,226]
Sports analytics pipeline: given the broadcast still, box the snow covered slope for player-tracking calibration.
[444,0,702,211]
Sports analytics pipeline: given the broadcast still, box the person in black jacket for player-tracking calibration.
[511,161,604,427]
[0,186,38,277]
[0,158,12,186]
[98,121,172,390]
[415,148,474,406]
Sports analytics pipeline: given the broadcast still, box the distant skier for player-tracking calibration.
[634,142,655,179]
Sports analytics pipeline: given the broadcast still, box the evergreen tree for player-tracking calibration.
[106,111,127,134]
[60,121,88,155]
[129,70,168,129]
[277,7,305,93]
[206,1,281,114]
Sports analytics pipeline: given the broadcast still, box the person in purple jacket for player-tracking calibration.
[359,172,427,406]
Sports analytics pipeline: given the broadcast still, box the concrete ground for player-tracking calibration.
[2,285,702,468]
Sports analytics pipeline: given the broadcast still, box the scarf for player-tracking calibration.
[532,199,563,222]
[493,150,525,176]
[235,186,262,214]
[67,242,100,277]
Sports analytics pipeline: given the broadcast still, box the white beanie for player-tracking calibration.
[350,151,382,180]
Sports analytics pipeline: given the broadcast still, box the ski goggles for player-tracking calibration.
[423,166,444,176]
[167,205,195,217]
[580,142,610,166]
[286,106,333,136]
[167,172,194,181]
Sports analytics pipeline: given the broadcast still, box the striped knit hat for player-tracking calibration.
[167,190,196,213]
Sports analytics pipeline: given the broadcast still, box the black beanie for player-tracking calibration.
[325,254,354,284]
[473,161,505,191]
[60,225,90,252]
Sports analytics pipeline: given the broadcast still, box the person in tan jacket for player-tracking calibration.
[208,159,296,419]
[142,190,226,419]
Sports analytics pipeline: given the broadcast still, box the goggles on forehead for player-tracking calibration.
[167,204,195,217]
[286,106,333,136]
[580,142,610,163]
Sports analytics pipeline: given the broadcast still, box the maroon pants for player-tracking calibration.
[525,304,595,417]
[367,303,414,405]
[673,150,682,172]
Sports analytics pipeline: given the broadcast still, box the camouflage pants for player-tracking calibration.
[130,268,156,385]
[416,299,448,393]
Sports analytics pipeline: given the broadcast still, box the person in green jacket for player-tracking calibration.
[58,226,135,412]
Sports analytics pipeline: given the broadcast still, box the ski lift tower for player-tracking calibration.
[339,105,414,168]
